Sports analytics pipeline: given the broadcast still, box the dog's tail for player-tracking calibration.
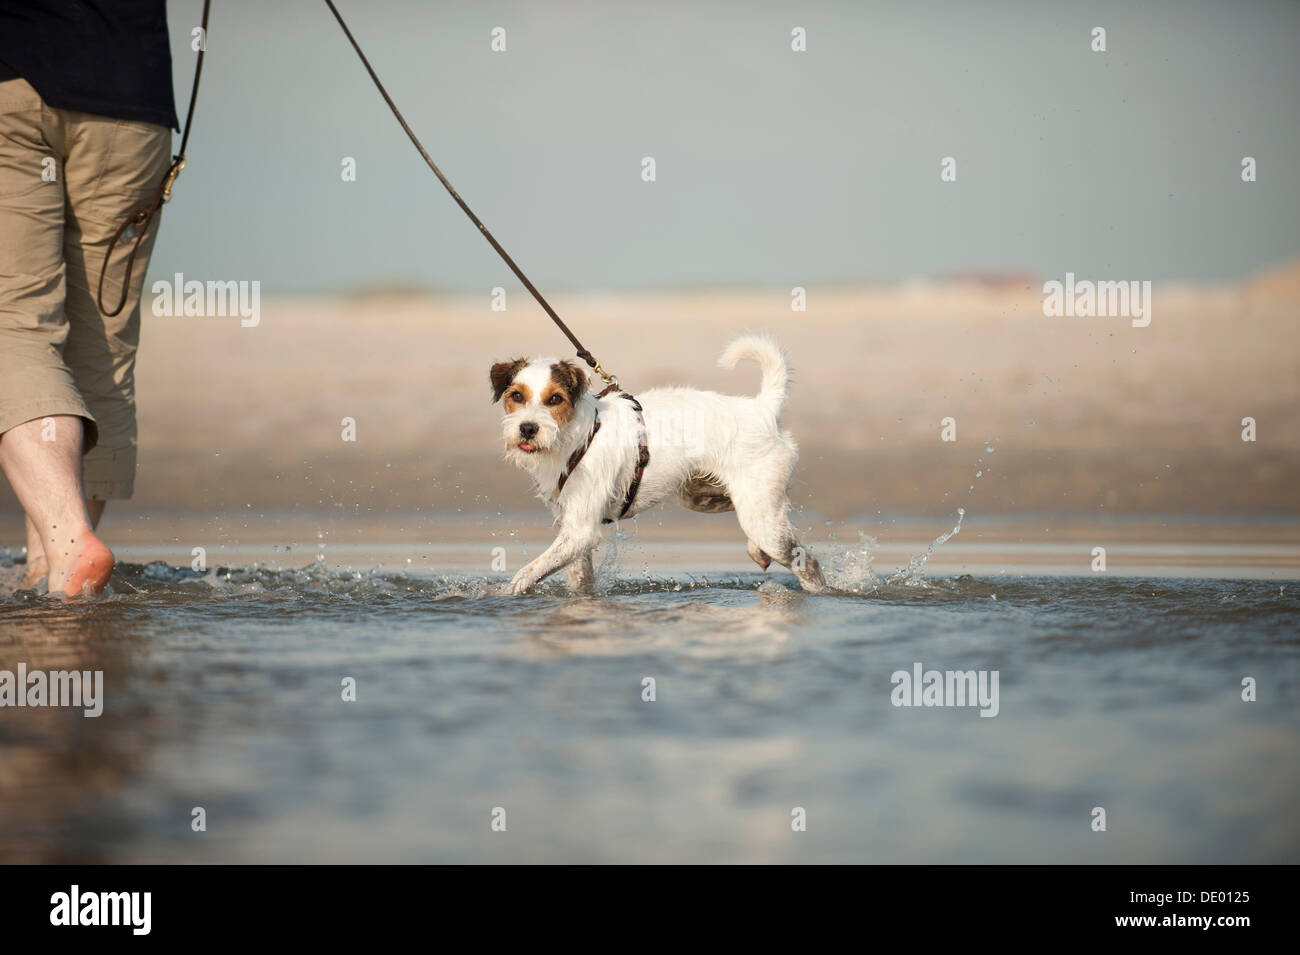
[718,333,790,416]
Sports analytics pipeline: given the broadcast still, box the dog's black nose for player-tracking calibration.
[519,422,538,439]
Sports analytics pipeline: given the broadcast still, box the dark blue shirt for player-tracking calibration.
[0,0,179,130]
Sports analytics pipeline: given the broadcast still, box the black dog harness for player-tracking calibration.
[556,384,650,524]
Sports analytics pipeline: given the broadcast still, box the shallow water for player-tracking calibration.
[1,545,1297,863]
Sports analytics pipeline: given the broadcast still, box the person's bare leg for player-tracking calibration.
[22,514,47,588]
[0,416,113,596]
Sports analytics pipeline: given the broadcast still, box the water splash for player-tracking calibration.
[823,532,880,593]
[595,523,636,593]
[817,510,968,594]
[110,558,493,602]
[884,508,966,587]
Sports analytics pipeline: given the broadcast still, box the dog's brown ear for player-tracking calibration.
[552,360,589,405]
[490,359,527,403]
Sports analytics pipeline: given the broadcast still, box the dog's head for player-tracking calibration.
[490,357,590,466]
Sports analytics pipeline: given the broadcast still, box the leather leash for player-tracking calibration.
[324,1,650,515]
[96,0,211,317]
[324,0,621,390]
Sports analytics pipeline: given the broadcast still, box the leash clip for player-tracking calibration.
[161,156,187,204]
[590,358,617,388]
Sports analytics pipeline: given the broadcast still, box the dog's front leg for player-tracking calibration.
[565,553,596,596]
[505,523,601,595]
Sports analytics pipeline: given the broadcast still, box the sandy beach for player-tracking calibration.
[3,265,1297,575]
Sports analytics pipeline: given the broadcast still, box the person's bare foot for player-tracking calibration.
[46,525,115,597]
[1,417,114,597]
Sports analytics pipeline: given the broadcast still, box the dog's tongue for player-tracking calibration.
[519,441,536,452]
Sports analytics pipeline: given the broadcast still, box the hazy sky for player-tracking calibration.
[150,0,1300,293]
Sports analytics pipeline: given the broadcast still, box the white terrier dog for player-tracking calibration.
[490,334,827,596]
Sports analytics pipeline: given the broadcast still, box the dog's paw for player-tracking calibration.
[490,577,532,597]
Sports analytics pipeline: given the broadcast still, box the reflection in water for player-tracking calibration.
[0,588,159,862]
[514,582,803,659]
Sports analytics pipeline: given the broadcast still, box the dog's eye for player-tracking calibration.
[509,391,523,402]
[547,394,565,405]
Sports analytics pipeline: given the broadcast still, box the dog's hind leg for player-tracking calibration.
[565,553,596,596]
[732,487,829,594]
[787,538,828,593]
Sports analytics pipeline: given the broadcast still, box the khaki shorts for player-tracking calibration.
[0,77,170,500]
